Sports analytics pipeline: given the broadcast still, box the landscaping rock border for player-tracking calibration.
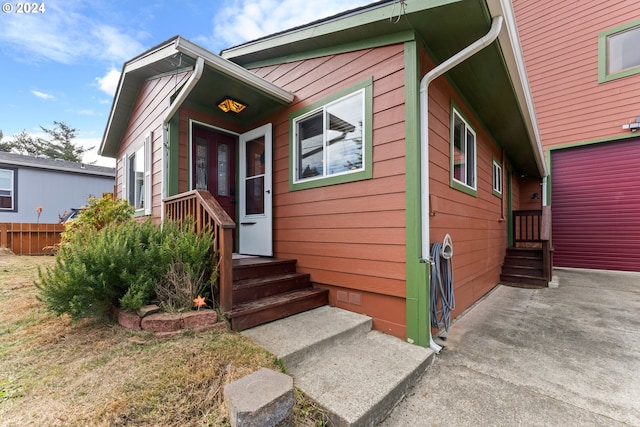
[116,305,228,337]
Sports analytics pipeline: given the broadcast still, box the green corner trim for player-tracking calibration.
[598,18,640,83]
[288,77,373,191]
[404,39,429,348]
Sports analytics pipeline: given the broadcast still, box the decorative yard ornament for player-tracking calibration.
[193,294,207,310]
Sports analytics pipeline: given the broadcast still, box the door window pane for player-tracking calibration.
[195,137,208,190]
[245,176,264,215]
[246,137,265,177]
[218,143,228,196]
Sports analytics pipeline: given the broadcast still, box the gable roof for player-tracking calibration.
[0,152,115,177]
[221,0,546,178]
[99,36,294,158]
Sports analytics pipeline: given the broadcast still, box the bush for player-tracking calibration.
[61,194,134,243]
[36,219,216,321]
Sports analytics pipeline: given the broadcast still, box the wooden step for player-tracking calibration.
[501,265,544,277]
[233,258,297,281]
[228,288,329,331]
[500,273,548,288]
[233,272,312,304]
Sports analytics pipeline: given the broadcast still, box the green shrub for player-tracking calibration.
[61,194,134,243]
[36,218,216,321]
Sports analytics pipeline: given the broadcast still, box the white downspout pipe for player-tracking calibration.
[161,56,204,221]
[420,16,504,353]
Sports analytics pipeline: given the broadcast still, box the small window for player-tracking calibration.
[599,20,640,82]
[0,168,16,211]
[492,159,503,197]
[123,134,151,215]
[450,108,477,195]
[289,78,372,191]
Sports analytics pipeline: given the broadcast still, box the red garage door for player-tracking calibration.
[551,138,640,271]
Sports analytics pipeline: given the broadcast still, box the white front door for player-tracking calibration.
[239,123,273,256]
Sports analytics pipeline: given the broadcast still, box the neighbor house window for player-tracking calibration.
[599,19,640,82]
[0,168,16,211]
[492,159,503,197]
[450,107,477,195]
[290,78,372,191]
[122,134,151,215]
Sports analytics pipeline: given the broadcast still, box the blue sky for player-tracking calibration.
[0,0,372,165]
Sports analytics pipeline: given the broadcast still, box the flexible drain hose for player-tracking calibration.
[430,241,455,331]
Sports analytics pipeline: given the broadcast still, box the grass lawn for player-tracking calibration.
[0,253,325,426]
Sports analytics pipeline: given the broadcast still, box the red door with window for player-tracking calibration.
[192,125,236,222]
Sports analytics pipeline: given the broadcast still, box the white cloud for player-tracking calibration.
[31,90,55,100]
[0,3,145,64]
[211,0,373,49]
[96,68,121,96]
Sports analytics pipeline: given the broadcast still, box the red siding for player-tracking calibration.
[551,139,640,271]
[514,0,640,149]
[117,70,193,218]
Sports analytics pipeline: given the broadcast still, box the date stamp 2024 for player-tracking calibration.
[2,2,46,14]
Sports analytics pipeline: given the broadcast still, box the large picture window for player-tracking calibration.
[289,78,372,190]
[0,168,15,211]
[599,19,640,82]
[451,108,477,195]
[122,134,151,215]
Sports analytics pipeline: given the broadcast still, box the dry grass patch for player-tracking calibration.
[0,254,327,426]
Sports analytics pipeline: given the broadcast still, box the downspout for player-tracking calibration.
[420,16,504,353]
[161,55,204,221]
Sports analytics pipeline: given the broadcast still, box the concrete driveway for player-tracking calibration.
[381,268,640,426]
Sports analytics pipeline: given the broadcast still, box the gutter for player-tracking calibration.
[160,55,205,221]
[419,16,504,353]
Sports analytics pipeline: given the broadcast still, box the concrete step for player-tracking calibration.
[242,306,435,426]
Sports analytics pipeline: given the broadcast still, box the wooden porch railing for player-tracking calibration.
[0,222,64,255]
[512,207,553,280]
[163,190,236,313]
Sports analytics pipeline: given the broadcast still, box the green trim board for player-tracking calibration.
[449,101,478,197]
[544,132,640,204]
[598,18,640,83]
[288,77,373,192]
[404,39,429,348]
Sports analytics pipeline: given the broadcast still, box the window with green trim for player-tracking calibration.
[451,108,476,192]
[294,89,364,182]
[599,20,640,82]
[289,78,372,191]
[492,158,503,197]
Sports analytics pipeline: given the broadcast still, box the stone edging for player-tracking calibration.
[116,305,228,338]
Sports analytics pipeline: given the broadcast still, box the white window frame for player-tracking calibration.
[122,133,152,215]
[450,107,477,196]
[293,89,365,184]
[599,19,640,82]
[492,158,503,197]
[0,168,15,211]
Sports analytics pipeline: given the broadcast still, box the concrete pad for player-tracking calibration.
[224,368,293,427]
[382,268,640,426]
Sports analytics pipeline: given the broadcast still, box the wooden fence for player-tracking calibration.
[0,223,64,255]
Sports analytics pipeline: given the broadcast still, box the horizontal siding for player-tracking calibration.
[117,70,192,216]
[513,0,640,148]
[254,44,408,336]
[421,50,510,323]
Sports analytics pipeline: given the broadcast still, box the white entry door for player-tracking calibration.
[239,123,273,256]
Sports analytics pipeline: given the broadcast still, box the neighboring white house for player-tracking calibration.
[0,152,115,223]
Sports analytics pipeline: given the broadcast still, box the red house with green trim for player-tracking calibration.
[99,0,548,348]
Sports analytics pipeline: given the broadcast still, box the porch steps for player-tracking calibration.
[226,258,328,331]
[242,306,435,426]
[500,247,549,288]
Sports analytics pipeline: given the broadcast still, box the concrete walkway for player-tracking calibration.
[381,268,640,426]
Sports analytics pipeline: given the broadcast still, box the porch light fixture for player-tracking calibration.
[622,117,640,132]
[217,97,247,114]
